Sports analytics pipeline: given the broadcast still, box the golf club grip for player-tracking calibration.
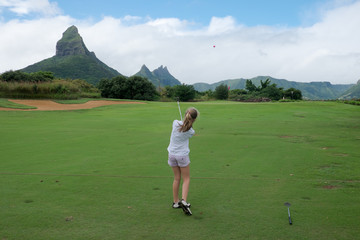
[289,216,292,225]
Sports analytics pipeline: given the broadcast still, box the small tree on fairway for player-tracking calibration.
[214,84,229,100]
[164,86,175,99]
[97,78,116,98]
[110,75,128,98]
[97,75,159,100]
[260,84,283,100]
[173,84,195,101]
[284,88,302,100]
[126,76,159,100]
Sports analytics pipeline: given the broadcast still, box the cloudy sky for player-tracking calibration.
[0,0,359,84]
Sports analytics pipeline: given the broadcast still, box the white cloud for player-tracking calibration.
[207,16,237,35]
[0,0,60,16]
[0,0,360,84]
[0,16,73,70]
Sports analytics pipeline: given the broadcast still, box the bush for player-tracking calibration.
[343,99,360,106]
[159,84,196,102]
[97,76,159,101]
[173,84,196,102]
[284,88,302,100]
[214,84,229,100]
[260,84,283,101]
[228,89,247,101]
[0,70,54,82]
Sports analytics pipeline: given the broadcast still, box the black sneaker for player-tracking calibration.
[179,199,192,216]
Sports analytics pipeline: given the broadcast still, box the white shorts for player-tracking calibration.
[168,154,190,167]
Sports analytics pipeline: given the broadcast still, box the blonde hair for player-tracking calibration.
[179,107,199,132]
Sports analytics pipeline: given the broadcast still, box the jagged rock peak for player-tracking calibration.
[140,64,150,71]
[154,65,170,74]
[56,25,91,57]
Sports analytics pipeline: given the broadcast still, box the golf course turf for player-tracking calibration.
[0,100,359,239]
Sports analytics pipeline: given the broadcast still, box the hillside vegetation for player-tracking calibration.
[194,76,354,100]
[338,80,360,99]
[0,70,100,99]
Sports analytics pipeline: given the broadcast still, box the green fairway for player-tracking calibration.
[0,101,359,239]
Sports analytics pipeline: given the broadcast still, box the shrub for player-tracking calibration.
[228,89,247,101]
[214,84,229,100]
[0,70,54,82]
[284,88,302,100]
[260,84,283,101]
[173,84,196,102]
[343,99,360,106]
[97,76,159,101]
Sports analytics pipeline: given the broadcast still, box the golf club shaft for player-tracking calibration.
[177,100,182,121]
[288,208,292,225]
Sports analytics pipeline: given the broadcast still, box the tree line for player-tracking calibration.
[97,75,159,101]
[0,70,55,82]
[158,79,302,102]
[0,70,302,101]
[97,76,197,101]
[205,79,302,101]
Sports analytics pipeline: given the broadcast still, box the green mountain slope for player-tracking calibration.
[338,80,360,99]
[193,76,354,100]
[21,26,121,85]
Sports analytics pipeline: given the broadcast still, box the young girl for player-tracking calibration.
[167,107,199,216]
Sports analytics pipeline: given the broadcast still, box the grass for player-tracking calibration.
[53,98,144,104]
[53,98,95,104]
[0,101,359,239]
[0,98,36,109]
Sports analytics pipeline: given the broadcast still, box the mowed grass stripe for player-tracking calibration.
[0,172,359,183]
[0,101,359,240]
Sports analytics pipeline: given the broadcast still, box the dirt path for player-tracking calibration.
[0,99,145,111]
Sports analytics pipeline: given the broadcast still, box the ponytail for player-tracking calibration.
[179,107,199,132]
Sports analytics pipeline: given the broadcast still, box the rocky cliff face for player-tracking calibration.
[56,25,91,57]
[152,65,170,78]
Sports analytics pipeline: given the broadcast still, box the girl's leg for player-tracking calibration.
[171,166,181,203]
[180,165,190,201]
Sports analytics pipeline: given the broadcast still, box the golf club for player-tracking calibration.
[177,97,183,121]
[284,202,292,225]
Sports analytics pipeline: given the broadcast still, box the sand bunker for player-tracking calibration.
[0,99,144,111]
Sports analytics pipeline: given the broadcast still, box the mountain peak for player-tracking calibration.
[56,25,91,57]
[140,64,150,71]
[153,65,170,75]
[134,65,181,87]
[138,64,153,79]
[22,25,121,84]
